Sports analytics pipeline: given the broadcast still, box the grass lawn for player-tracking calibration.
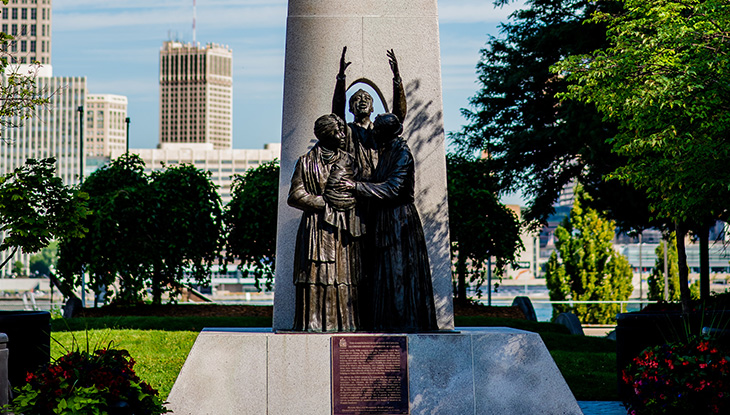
[51,316,618,401]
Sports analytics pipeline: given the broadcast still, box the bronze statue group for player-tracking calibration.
[288,47,439,333]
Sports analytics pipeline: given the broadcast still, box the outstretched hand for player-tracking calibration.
[387,49,400,79]
[339,46,351,77]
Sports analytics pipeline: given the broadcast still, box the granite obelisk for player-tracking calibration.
[274,0,453,331]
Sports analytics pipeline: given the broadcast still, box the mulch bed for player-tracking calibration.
[75,301,526,320]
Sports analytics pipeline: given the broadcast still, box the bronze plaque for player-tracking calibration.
[331,336,409,415]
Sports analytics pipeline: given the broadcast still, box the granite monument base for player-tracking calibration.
[167,328,582,415]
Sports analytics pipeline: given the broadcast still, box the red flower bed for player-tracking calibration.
[622,337,730,414]
[9,347,168,415]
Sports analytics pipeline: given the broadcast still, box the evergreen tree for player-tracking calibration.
[648,234,680,302]
[545,187,633,324]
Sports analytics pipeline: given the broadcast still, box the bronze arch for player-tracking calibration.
[347,78,389,113]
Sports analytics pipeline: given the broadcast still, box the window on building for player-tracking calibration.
[11,24,16,35]
[20,24,26,35]
[2,8,7,19]
[30,24,34,35]
[1,24,6,34]
[29,40,34,52]
[30,8,35,19]
[21,8,26,19]
[11,8,17,19]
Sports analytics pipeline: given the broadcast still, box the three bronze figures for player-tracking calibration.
[288,47,438,333]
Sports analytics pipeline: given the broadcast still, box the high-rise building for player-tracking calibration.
[0,0,53,65]
[0,76,86,276]
[85,94,128,157]
[159,41,232,150]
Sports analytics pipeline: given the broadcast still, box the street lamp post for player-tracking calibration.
[77,106,85,307]
[125,117,130,153]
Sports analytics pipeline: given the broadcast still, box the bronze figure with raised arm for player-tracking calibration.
[331,47,407,181]
[337,113,438,332]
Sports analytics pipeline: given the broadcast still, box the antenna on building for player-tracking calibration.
[192,0,197,44]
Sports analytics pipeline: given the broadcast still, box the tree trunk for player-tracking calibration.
[698,224,710,301]
[675,222,691,313]
[455,253,468,306]
[152,268,163,305]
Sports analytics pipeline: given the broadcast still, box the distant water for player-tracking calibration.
[482,298,642,322]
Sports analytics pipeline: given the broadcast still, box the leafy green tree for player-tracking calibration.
[58,155,223,304]
[57,153,151,303]
[29,241,58,277]
[11,261,23,277]
[0,158,89,273]
[147,164,223,304]
[447,154,523,304]
[223,160,279,291]
[553,0,730,309]
[545,187,634,324]
[452,0,647,228]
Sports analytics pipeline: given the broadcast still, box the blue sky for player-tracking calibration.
[52,0,526,148]
[52,0,527,203]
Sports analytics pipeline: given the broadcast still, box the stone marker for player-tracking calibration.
[167,328,583,415]
[555,312,585,336]
[273,0,453,331]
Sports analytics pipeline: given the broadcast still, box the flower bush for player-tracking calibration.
[622,337,730,415]
[7,346,169,415]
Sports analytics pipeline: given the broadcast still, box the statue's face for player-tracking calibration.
[320,121,346,151]
[349,90,373,118]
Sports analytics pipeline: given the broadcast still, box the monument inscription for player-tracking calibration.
[331,336,408,415]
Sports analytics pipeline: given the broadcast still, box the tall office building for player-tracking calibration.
[159,41,233,149]
[0,0,52,65]
[85,94,128,157]
[0,76,86,276]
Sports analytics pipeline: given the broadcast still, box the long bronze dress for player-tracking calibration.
[355,137,438,332]
[288,144,363,332]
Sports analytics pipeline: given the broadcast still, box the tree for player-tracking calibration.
[545,187,634,324]
[553,0,730,310]
[57,153,151,303]
[447,154,523,304]
[147,164,223,304]
[223,160,279,291]
[647,234,699,303]
[11,260,23,277]
[452,0,646,228]
[58,155,224,305]
[29,241,58,277]
[647,235,680,302]
[0,158,89,272]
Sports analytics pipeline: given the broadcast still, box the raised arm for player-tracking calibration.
[288,159,325,212]
[388,49,407,123]
[332,46,351,122]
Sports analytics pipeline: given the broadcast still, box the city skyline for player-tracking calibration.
[50,0,525,151]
